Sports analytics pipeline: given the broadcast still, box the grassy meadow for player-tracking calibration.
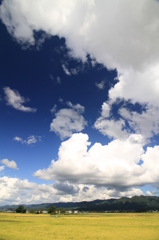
[0,212,159,240]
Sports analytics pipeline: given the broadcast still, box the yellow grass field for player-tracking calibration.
[0,212,159,240]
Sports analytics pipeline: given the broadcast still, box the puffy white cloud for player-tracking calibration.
[94,102,129,139]
[119,104,159,139]
[141,146,159,186]
[0,176,58,206]
[34,133,147,188]
[4,87,37,112]
[50,102,87,139]
[109,66,159,106]
[101,102,111,118]
[95,100,159,141]
[94,118,128,140]
[1,159,18,169]
[32,133,159,196]
[13,135,41,145]
[0,176,143,206]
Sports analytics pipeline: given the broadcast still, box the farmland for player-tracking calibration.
[0,212,159,240]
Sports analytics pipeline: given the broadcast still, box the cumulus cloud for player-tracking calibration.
[94,118,128,140]
[94,102,129,139]
[119,104,159,140]
[13,135,41,145]
[0,176,144,205]
[94,100,159,142]
[0,176,58,205]
[4,87,37,112]
[34,133,152,189]
[1,159,18,169]
[50,102,87,139]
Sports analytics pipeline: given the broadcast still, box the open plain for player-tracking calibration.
[0,212,159,240]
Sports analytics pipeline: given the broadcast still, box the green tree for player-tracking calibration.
[48,206,56,214]
[60,208,65,214]
[16,205,26,213]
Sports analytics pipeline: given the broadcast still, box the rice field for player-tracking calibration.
[0,212,159,240]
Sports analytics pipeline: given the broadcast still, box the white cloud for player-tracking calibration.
[0,166,5,172]
[62,64,79,76]
[13,136,23,143]
[13,135,41,145]
[34,133,148,188]
[109,66,159,106]
[95,80,105,90]
[101,102,110,118]
[141,146,159,186]
[0,176,143,206]
[0,176,58,206]
[50,102,87,139]
[119,104,159,140]
[27,135,38,145]
[1,159,18,170]
[66,101,85,113]
[4,87,37,112]
[94,102,128,139]
[94,118,129,140]
[62,64,71,75]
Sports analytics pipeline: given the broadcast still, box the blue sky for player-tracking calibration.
[1,0,159,205]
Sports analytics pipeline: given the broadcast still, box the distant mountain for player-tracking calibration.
[1,196,159,212]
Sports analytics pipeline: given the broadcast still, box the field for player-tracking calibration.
[0,212,159,240]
